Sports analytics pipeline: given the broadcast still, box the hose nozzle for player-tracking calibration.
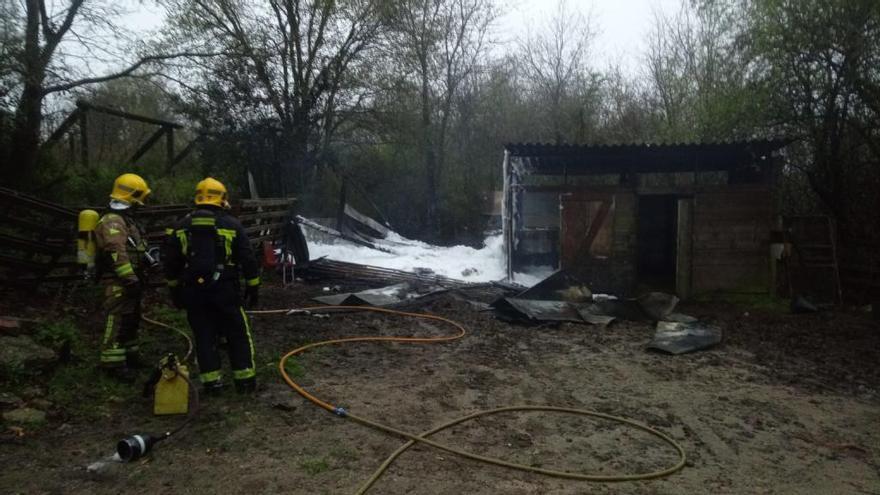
[116,434,158,462]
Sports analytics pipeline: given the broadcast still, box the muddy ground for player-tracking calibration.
[1,282,879,494]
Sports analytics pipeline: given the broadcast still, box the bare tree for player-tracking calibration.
[517,0,597,143]
[597,64,655,143]
[161,0,387,194]
[386,0,495,231]
[643,0,758,142]
[0,0,206,186]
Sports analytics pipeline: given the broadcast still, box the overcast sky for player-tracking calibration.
[498,0,683,72]
[118,0,683,73]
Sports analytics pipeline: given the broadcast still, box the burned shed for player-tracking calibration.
[502,141,787,298]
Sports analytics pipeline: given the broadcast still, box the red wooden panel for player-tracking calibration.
[560,194,614,269]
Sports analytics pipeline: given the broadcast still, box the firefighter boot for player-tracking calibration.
[202,381,226,397]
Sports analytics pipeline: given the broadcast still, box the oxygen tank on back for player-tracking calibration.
[77,209,100,274]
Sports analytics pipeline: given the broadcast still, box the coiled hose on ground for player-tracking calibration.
[251,305,687,494]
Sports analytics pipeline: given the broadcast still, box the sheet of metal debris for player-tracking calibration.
[312,283,430,307]
[636,292,680,320]
[647,321,723,354]
[574,307,616,325]
[491,298,584,323]
[491,292,684,326]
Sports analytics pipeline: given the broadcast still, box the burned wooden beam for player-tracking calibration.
[76,100,183,129]
[167,136,202,172]
[80,110,89,168]
[0,187,77,217]
[295,216,395,254]
[44,108,82,146]
[128,127,168,165]
[0,233,66,255]
[166,127,175,169]
[301,258,467,289]
[241,198,296,208]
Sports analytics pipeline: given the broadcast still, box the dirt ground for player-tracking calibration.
[2,281,879,494]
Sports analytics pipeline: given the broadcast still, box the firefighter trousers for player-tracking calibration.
[101,284,142,367]
[183,281,256,385]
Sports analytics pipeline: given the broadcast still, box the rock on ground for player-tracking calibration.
[0,335,56,376]
[0,392,22,409]
[2,407,47,425]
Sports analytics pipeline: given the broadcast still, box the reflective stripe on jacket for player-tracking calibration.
[162,207,260,288]
[94,212,145,283]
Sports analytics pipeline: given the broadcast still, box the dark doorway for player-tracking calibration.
[637,195,678,291]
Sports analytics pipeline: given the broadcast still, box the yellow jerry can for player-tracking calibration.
[154,364,190,416]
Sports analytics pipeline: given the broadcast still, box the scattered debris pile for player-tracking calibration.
[294,208,722,355]
[488,271,722,354]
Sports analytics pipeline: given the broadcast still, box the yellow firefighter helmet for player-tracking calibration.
[110,173,151,206]
[194,177,229,208]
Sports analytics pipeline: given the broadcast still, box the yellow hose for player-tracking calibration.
[141,315,194,363]
[256,305,687,493]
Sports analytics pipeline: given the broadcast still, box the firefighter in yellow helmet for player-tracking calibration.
[162,178,261,395]
[94,173,152,379]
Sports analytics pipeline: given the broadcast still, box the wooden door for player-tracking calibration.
[560,193,615,269]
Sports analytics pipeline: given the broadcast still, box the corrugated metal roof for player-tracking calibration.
[505,139,789,156]
[503,139,789,176]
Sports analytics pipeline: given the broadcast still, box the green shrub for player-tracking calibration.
[34,318,82,353]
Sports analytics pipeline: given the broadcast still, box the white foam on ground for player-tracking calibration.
[305,228,549,286]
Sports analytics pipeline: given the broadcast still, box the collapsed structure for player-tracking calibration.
[502,141,788,298]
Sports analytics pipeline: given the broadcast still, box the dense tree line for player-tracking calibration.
[1,0,878,244]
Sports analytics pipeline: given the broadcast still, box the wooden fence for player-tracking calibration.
[782,214,878,304]
[838,241,880,304]
[0,186,295,287]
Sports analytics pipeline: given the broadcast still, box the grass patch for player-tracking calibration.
[1,317,83,388]
[329,445,358,464]
[283,356,305,379]
[33,318,82,352]
[300,456,331,475]
[46,361,139,419]
[145,304,189,331]
[257,351,305,381]
[142,303,193,359]
[28,315,141,419]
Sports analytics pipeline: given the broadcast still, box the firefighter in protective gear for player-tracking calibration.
[162,177,261,395]
[95,173,152,375]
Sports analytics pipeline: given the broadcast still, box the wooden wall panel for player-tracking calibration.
[692,188,773,293]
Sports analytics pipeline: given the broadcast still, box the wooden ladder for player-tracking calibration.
[787,215,843,304]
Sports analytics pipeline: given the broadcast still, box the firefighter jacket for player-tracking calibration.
[162,207,261,289]
[94,211,146,284]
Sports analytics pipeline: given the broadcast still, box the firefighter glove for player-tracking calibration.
[244,284,259,309]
